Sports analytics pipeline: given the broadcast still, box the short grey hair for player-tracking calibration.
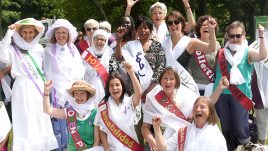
[149,2,167,17]
[99,21,112,33]
[84,19,99,30]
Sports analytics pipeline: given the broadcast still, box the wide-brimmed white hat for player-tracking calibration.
[45,19,78,43]
[67,80,96,99]
[14,18,44,33]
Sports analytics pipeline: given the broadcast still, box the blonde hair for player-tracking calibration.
[84,19,99,30]
[99,21,112,33]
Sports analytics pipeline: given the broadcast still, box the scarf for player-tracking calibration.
[12,30,44,51]
[224,40,248,85]
[65,93,95,115]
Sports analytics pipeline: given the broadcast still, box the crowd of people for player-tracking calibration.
[0,0,268,151]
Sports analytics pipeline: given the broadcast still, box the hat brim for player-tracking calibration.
[67,86,96,100]
[14,18,44,33]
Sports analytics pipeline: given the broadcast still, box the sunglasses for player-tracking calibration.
[229,34,242,39]
[86,27,97,32]
[166,20,181,26]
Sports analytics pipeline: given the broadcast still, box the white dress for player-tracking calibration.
[96,95,141,151]
[166,122,227,151]
[0,29,58,151]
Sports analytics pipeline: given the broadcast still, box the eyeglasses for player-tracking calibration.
[166,20,181,26]
[86,27,97,32]
[228,34,242,39]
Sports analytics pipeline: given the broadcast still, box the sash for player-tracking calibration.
[218,49,253,110]
[194,50,215,83]
[178,127,187,151]
[66,109,87,151]
[98,102,144,151]
[77,40,89,54]
[163,37,199,94]
[12,44,45,96]
[81,50,108,86]
[122,40,153,91]
[155,90,186,121]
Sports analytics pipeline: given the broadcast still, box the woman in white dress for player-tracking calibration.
[0,18,58,151]
[96,62,143,151]
[152,97,228,151]
[82,29,114,106]
[44,18,85,150]
[142,67,229,151]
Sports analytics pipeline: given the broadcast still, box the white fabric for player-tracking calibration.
[0,102,11,142]
[44,43,85,106]
[152,22,168,43]
[162,36,199,94]
[83,146,104,151]
[166,122,227,151]
[65,92,96,116]
[250,40,268,108]
[204,83,214,97]
[95,95,141,151]
[122,40,153,92]
[82,43,113,107]
[143,84,199,139]
[91,29,108,55]
[1,74,12,102]
[224,40,248,85]
[45,19,78,42]
[0,27,58,150]
[255,108,268,140]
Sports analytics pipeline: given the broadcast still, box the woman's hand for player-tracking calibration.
[207,17,217,31]
[219,76,229,90]
[116,26,127,42]
[8,24,16,30]
[152,115,162,129]
[127,0,139,9]
[258,24,264,38]
[44,80,53,95]
[122,61,134,74]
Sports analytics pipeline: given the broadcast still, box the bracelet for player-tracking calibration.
[44,93,49,96]
[259,36,264,38]
[185,6,191,9]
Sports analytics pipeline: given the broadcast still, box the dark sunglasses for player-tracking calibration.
[166,20,181,26]
[86,27,97,32]
[229,34,242,39]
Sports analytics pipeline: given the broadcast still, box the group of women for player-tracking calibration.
[0,0,267,151]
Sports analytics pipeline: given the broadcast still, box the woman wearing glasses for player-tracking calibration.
[44,19,85,150]
[162,11,217,94]
[213,21,267,150]
[76,19,99,54]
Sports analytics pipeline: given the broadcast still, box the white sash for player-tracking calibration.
[153,22,168,43]
[0,101,11,142]
[250,40,268,108]
[163,36,199,94]
[122,40,153,92]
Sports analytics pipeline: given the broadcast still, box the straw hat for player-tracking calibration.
[14,18,44,33]
[67,80,96,99]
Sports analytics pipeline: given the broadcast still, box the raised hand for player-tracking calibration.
[44,80,53,94]
[116,26,127,41]
[258,24,264,38]
[127,0,139,8]
[8,24,16,30]
[219,76,229,90]
[207,17,217,30]
[122,61,134,74]
[152,115,162,129]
